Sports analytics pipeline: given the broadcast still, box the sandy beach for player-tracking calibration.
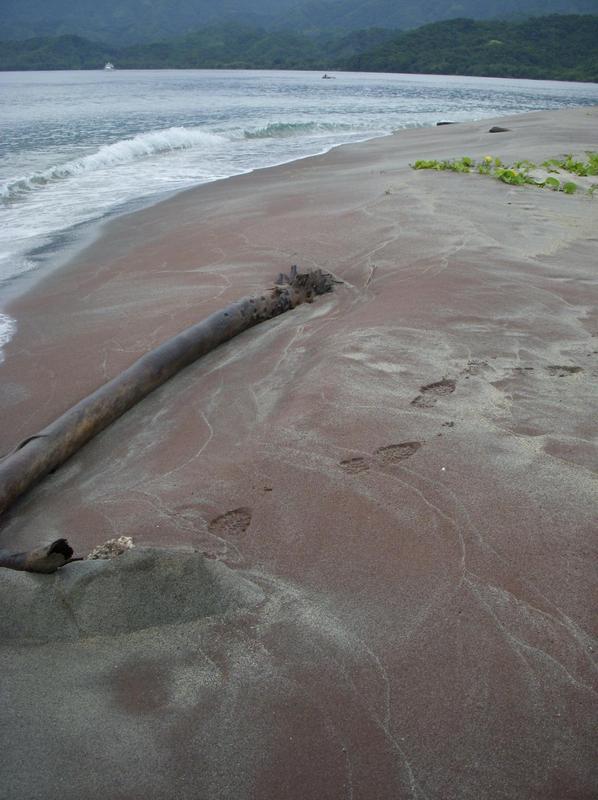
[1,106,597,799]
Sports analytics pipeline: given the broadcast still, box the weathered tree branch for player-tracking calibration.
[0,268,335,521]
[0,538,80,573]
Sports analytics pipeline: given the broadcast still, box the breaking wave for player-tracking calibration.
[1,126,226,202]
[243,121,363,139]
[0,314,16,364]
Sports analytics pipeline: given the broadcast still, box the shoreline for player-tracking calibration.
[0,127,390,309]
[4,67,598,82]
[1,99,595,326]
[1,104,597,799]
[1,103,597,451]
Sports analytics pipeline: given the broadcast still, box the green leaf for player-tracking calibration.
[412,159,440,170]
[496,168,525,185]
[585,153,598,176]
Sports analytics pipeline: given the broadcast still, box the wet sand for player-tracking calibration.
[1,107,597,799]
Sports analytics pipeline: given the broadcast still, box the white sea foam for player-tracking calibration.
[243,120,361,138]
[0,314,16,363]
[1,70,597,365]
[1,127,226,202]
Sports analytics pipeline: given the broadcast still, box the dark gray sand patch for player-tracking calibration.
[111,657,172,715]
[0,548,264,642]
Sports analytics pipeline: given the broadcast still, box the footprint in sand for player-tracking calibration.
[545,365,583,377]
[339,441,423,474]
[462,359,489,377]
[374,441,422,465]
[411,378,456,408]
[339,457,371,474]
[208,507,252,536]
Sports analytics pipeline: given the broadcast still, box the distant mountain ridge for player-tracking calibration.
[1,16,597,82]
[2,0,598,44]
[271,0,598,34]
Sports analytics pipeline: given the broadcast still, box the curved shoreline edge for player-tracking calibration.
[0,102,593,325]
[0,103,596,365]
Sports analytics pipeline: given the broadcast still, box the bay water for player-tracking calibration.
[1,68,598,357]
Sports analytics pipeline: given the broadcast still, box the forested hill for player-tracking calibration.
[0,26,396,72]
[2,0,598,44]
[1,16,597,83]
[346,15,598,82]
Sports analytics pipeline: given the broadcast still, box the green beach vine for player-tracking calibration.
[411,152,598,196]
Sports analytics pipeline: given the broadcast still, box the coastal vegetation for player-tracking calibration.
[344,15,598,81]
[412,152,598,195]
[0,15,597,81]
[0,25,395,71]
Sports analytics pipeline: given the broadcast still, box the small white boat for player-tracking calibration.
[104,62,115,71]
[321,73,336,79]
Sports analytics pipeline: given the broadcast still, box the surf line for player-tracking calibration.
[0,313,16,365]
[0,268,335,526]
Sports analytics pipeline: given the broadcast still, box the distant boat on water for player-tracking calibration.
[104,62,115,70]
[321,74,336,79]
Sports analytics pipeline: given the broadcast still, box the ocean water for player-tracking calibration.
[1,68,598,356]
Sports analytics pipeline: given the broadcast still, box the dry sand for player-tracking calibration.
[0,106,597,799]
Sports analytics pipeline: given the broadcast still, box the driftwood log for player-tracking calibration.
[0,538,79,573]
[0,268,335,524]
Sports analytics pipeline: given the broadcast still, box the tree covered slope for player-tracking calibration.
[0,25,396,71]
[1,16,597,82]
[345,15,598,82]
